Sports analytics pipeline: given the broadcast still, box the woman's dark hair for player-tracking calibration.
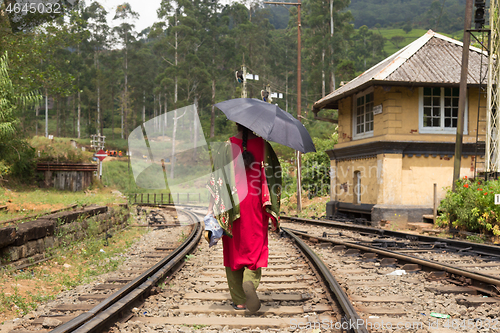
[237,123,255,169]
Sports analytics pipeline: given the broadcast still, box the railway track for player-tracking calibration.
[9,207,500,332]
[7,207,199,333]
[280,218,500,332]
[7,206,371,333]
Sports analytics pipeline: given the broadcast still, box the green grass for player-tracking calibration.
[30,136,94,163]
[101,158,211,204]
[0,186,127,223]
[0,214,146,321]
[375,28,463,56]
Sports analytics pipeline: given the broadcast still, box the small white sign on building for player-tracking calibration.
[373,104,383,115]
[495,194,500,205]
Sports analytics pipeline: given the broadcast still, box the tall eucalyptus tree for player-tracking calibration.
[86,2,109,135]
[113,2,138,139]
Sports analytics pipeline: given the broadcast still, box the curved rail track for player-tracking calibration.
[8,208,500,333]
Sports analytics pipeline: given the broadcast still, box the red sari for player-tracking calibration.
[222,136,269,271]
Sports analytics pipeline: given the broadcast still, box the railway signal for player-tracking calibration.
[474,0,486,29]
[95,149,107,162]
[235,70,243,83]
[236,63,259,98]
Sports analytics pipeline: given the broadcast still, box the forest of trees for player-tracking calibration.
[349,0,469,33]
[0,0,390,146]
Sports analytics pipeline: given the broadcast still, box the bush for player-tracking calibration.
[0,139,36,181]
[439,177,500,236]
[301,134,337,198]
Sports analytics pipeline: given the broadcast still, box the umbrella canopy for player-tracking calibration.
[214,98,316,153]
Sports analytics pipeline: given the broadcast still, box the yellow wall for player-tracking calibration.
[332,154,477,206]
[332,157,379,205]
[335,86,484,149]
[401,155,477,206]
[337,96,352,144]
[331,85,486,208]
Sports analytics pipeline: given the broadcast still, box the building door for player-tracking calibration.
[354,171,361,204]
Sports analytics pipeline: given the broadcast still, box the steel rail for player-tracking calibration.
[282,215,500,257]
[290,228,500,295]
[281,227,369,333]
[50,210,202,333]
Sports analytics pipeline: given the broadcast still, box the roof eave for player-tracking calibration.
[313,80,475,111]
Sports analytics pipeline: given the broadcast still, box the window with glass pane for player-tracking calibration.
[423,87,441,127]
[356,92,374,134]
[444,87,459,128]
[422,87,461,130]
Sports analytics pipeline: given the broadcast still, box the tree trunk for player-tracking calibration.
[77,84,81,139]
[174,11,178,108]
[193,96,198,160]
[330,0,335,92]
[77,44,81,139]
[96,52,101,135]
[97,85,100,135]
[153,93,156,128]
[322,49,325,98]
[170,108,177,179]
[121,90,124,139]
[56,97,60,137]
[210,78,215,137]
[142,90,146,123]
[72,94,76,137]
[45,89,48,138]
[35,102,39,136]
[123,32,128,139]
[158,93,162,131]
[164,92,167,130]
[111,82,115,140]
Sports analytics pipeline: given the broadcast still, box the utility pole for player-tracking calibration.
[264,0,302,211]
[452,0,474,191]
[242,63,247,98]
[236,58,258,98]
[45,89,48,138]
[487,0,500,174]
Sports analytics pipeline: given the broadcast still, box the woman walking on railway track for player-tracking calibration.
[206,123,281,313]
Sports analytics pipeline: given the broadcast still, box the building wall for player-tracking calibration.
[332,157,379,205]
[331,85,486,207]
[401,155,476,206]
[331,154,476,207]
[337,96,353,143]
[335,86,484,149]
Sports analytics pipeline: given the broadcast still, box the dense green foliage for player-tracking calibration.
[0,52,41,180]
[349,0,468,33]
[301,132,338,198]
[0,0,384,148]
[0,0,466,186]
[439,178,500,236]
[280,128,338,200]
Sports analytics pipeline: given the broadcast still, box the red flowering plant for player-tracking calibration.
[439,178,500,236]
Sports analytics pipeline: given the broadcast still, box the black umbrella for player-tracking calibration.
[214,98,316,153]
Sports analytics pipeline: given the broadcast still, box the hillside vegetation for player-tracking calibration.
[349,0,470,33]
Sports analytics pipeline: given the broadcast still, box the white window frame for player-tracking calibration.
[352,87,375,140]
[354,171,361,204]
[418,87,468,134]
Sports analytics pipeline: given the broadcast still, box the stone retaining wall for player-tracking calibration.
[0,205,130,266]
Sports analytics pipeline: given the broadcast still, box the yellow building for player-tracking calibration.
[313,30,488,223]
